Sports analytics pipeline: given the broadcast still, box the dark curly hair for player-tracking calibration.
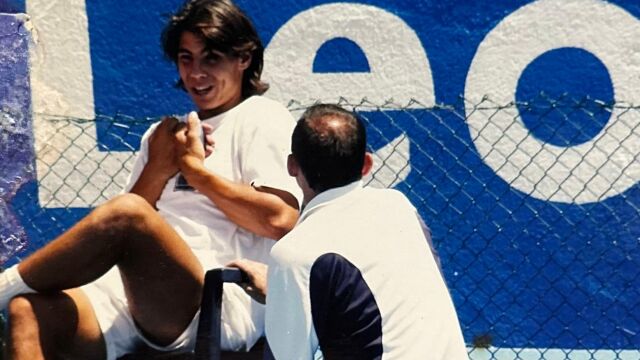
[161,0,268,97]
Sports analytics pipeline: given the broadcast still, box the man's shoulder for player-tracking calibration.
[242,94,285,107]
[271,220,330,264]
[237,96,291,117]
[231,95,295,131]
[273,221,316,250]
[360,187,414,210]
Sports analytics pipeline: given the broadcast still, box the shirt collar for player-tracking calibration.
[298,180,363,224]
[200,108,230,130]
[198,95,253,129]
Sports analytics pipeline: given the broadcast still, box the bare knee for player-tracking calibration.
[100,193,154,221]
[6,292,104,360]
[7,294,77,334]
[8,295,37,326]
[7,295,46,359]
[90,193,155,235]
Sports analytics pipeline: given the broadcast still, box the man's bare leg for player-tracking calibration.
[13,193,204,345]
[7,289,106,360]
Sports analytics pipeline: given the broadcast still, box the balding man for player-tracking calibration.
[231,103,467,359]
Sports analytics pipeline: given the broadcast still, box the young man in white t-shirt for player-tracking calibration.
[1,1,300,359]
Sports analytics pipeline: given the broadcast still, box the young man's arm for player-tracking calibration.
[128,117,181,206]
[176,112,299,239]
[186,170,298,239]
[129,116,216,207]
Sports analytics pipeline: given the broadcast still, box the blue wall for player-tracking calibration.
[1,0,640,353]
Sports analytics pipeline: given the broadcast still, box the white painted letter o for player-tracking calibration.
[465,0,640,204]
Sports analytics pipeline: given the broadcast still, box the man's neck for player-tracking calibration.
[301,191,318,211]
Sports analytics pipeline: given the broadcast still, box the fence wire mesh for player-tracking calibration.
[1,96,639,359]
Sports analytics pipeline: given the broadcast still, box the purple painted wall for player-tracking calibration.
[0,14,31,263]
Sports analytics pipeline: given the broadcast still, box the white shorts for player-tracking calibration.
[81,268,265,360]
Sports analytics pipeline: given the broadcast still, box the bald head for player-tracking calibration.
[291,104,367,193]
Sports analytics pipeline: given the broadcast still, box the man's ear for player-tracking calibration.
[287,154,299,177]
[238,52,252,71]
[362,152,373,176]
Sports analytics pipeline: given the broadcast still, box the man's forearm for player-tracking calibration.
[129,166,173,207]
[183,165,298,239]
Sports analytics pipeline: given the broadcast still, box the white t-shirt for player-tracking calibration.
[266,181,468,359]
[125,95,302,270]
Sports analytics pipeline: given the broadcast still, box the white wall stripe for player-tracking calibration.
[28,0,132,208]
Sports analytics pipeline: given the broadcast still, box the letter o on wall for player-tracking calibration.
[465,0,640,204]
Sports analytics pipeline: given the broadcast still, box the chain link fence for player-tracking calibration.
[1,96,639,359]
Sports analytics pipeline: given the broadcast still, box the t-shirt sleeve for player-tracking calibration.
[238,101,303,206]
[265,250,319,359]
[122,122,157,193]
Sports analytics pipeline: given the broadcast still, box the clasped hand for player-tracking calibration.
[147,112,214,180]
[174,111,215,172]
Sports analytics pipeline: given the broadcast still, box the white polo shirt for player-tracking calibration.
[266,181,467,359]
